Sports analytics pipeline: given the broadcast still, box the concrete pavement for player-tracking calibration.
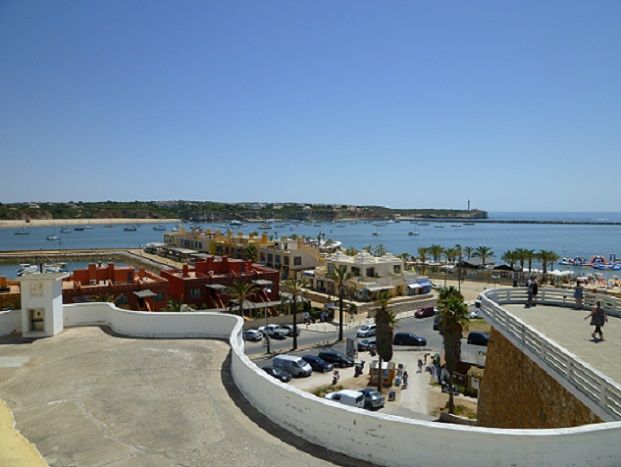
[0,327,377,467]
[504,304,621,383]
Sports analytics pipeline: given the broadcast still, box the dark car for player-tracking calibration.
[467,331,489,346]
[414,306,435,319]
[393,332,427,346]
[359,387,385,410]
[263,366,292,382]
[357,338,377,352]
[302,355,334,372]
[318,350,355,368]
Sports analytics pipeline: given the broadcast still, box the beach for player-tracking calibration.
[0,218,180,229]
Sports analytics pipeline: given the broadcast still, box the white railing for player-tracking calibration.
[481,288,621,421]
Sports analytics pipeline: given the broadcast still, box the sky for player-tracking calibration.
[1,1,620,211]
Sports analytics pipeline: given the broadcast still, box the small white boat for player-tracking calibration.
[124,225,137,232]
[14,228,29,235]
[152,225,166,231]
[60,227,72,233]
[47,234,59,241]
[408,231,419,236]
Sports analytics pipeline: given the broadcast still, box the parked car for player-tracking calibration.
[469,308,482,320]
[414,306,436,318]
[393,332,427,346]
[433,314,441,331]
[474,295,482,308]
[467,331,489,346]
[357,338,376,352]
[242,329,263,341]
[258,324,288,339]
[324,390,365,408]
[318,350,355,368]
[302,355,334,372]
[272,355,312,377]
[262,366,292,382]
[280,324,301,337]
[359,388,385,410]
[356,324,376,338]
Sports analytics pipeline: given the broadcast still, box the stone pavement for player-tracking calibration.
[504,304,621,383]
[0,327,377,467]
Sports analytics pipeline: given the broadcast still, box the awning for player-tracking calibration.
[133,289,157,299]
[205,283,227,291]
[408,283,423,289]
[365,285,395,292]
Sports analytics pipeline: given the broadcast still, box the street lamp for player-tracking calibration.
[264,287,272,354]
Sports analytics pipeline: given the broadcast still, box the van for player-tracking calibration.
[272,355,313,377]
[324,389,365,408]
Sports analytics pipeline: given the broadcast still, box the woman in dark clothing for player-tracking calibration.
[585,301,607,341]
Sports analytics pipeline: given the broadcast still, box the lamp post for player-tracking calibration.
[263,287,272,354]
[456,244,462,293]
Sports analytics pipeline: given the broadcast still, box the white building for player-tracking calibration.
[312,250,420,301]
[260,237,322,279]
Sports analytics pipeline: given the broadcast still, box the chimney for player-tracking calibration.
[182,264,189,277]
[88,263,97,283]
[0,276,7,289]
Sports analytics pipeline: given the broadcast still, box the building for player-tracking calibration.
[0,276,21,310]
[164,228,269,259]
[312,250,420,301]
[259,236,322,279]
[62,263,169,311]
[160,255,279,309]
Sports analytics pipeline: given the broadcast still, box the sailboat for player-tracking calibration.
[14,227,29,235]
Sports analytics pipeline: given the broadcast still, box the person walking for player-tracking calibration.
[585,301,607,341]
[531,277,539,307]
[573,281,584,310]
[331,370,340,385]
[526,277,534,308]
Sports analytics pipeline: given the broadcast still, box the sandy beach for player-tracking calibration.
[0,218,180,229]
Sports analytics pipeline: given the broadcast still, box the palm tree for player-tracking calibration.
[514,248,528,271]
[398,252,410,263]
[437,287,469,414]
[429,244,444,263]
[164,299,196,312]
[444,247,460,264]
[327,265,353,341]
[374,291,395,392]
[472,246,494,267]
[227,280,259,318]
[344,246,359,256]
[242,244,258,262]
[501,250,517,269]
[417,247,429,274]
[462,246,474,261]
[373,244,386,257]
[524,249,536,273]
[537,249,559,275]
[283,275,307,350]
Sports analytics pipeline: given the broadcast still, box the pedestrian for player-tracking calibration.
[573,281,584,310]
[332,370,340,385]
[585,301,607,341]
[532,277,539,307]
[526,276,534,308]
[417,359,423,373]
[402,371,409,388]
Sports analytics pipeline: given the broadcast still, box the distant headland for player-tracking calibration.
[0,201,487,223]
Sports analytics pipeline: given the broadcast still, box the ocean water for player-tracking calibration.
[0,214,620,279]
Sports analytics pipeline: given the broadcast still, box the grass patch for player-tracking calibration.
[464,320,491,336]
[312,384,343,398]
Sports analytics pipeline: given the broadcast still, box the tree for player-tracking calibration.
[462,246,474,261]
[437,287,469,414]
[524,249,536,273]
[344,246,359,256]
[429,244,444,263]
[398,252,410,263]
[444,247,460,264]
[537,249,559,275]
[242,243,258,262]
[327,265,353,341]
[373,244,386,257]
[164,299,196,312]
[227,280,259,318]
[472,246,494,267]
[283,275,307,350]
[374,290,395,392]
[417,247,429,274]
[514,248,528,271]
[501,250,518,269]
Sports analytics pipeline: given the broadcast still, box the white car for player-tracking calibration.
[356,324,376,338]
[258,324,288,339]
[469,309,482,320]
[324,390,365,408]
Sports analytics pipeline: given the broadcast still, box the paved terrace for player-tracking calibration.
[504,304,621,384]
[0,327,372,467]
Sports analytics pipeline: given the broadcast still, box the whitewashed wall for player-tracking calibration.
[2,302,620,466]
[0,309,21,335]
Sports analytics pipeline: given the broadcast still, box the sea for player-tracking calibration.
[0,212,620,279]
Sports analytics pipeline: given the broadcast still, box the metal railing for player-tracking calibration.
[480,287,621,421]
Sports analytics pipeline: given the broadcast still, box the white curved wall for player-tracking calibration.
[4,303,621,466]
[0,309,21,335]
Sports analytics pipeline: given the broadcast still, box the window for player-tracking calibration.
[327,263,335,274]
[366,267,375,277]
[294,256,302,266]
[190,288,202,298]
[393,265,401,274]
[260,253,266,261]
[351,267,360,277]
[284,256,290,265]
[275,255,281,265]
[267,253,273,264]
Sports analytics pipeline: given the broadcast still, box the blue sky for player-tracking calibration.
[1,1,620,211]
